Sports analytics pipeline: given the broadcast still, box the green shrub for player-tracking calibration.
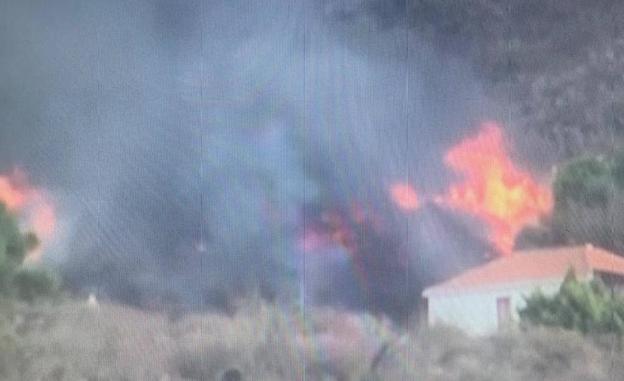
[0,202,58,302]
[13,268,59,303]
[519,270,624,335]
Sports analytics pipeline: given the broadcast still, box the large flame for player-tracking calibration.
[389,183,420,212]
[0,169,56,262]
[438,122,552,255]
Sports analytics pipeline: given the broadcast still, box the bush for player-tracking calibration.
[13,268,59,303]
[516,152,624,253]
[519,270,624,335]
[171,302,310,380]
[0,202,58,302]
[0,299,623,380]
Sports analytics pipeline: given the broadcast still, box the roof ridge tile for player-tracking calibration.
[424,245,624,296]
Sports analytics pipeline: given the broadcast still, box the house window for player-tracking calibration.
[497,296,512,329]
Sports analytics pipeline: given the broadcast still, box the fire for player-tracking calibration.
[0,176,28,211]
[31,203,56,242]
[0,169,56,262]
[299,204,371,254]
[439,122,552,255]
[389,183,420,212]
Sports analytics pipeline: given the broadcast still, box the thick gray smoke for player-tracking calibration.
[0,0,499,316]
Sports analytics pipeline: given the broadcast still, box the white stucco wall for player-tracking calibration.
[425,278,570,335]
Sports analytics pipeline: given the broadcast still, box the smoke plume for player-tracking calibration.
[0,0,508,316]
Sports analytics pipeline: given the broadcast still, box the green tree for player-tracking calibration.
[553,156,613,208]
[552,154,624,253]
[0,202,58,301]
[517,152,624,252]
[519,270,624,335]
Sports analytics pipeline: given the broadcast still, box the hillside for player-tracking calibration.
[404,0,624,170]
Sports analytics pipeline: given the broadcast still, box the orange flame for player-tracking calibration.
[0,176,28,211]
[389,183,420,212]
[439,122,552,255]
[0,169,56,262]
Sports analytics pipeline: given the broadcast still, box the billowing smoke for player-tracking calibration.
[0,0,506,317]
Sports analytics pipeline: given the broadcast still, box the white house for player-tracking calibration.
[422,244,624,335]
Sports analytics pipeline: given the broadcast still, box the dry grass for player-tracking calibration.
[1,299,623,380]
[373,325,622,381]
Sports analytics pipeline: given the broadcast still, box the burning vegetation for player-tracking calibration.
[437,122,553,255]
[4,0,624,379]
[0,169,56,262]
[302,121,553,318]
[387,122,553,256]
[2,0,622,334]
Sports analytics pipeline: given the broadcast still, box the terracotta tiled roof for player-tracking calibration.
[423,244,624,296]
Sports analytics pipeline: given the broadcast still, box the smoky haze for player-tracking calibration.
[0,0,500,316]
